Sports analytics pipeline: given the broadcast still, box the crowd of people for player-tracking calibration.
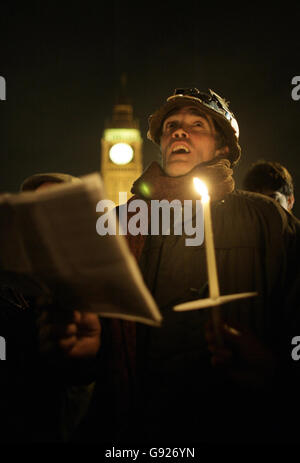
[1,87,300,444]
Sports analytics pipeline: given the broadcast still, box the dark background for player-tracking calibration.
[0,2,299,216]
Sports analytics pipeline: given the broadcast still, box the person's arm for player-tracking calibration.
[37,308,102,385]
[205,321,278,389]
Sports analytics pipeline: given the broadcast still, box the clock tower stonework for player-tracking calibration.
[100,82,143,205]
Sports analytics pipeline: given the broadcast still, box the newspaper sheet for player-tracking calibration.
[0,173,162,326]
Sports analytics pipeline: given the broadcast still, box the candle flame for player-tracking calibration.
[193,178,210,203]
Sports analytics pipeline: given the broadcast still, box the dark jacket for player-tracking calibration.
[81,189,300,444]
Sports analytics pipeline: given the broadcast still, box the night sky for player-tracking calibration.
[1,2,300,216]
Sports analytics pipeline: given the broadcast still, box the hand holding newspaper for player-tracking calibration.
[0,173,162,326]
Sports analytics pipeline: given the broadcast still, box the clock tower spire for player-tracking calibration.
[100,74,143,205]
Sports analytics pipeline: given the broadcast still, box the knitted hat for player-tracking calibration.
[147,88,241,166]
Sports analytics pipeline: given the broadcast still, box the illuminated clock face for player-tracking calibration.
[109,143,134,165]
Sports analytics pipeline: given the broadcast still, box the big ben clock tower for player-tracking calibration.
[101,76,143,205]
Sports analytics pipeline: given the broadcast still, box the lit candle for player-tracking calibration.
[174,178,257,338]
[193,178,222,341]
[193,178,219,300]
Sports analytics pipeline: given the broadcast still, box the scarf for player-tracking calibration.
[131,158,235,202]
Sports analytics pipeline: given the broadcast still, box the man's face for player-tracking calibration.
[259,188,294,211]
[160,106,226,177]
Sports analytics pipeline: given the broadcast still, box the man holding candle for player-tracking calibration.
[123,88,299,442]
[42,88,300,444]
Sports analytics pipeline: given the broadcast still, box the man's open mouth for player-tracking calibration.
[171,144,190,154]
